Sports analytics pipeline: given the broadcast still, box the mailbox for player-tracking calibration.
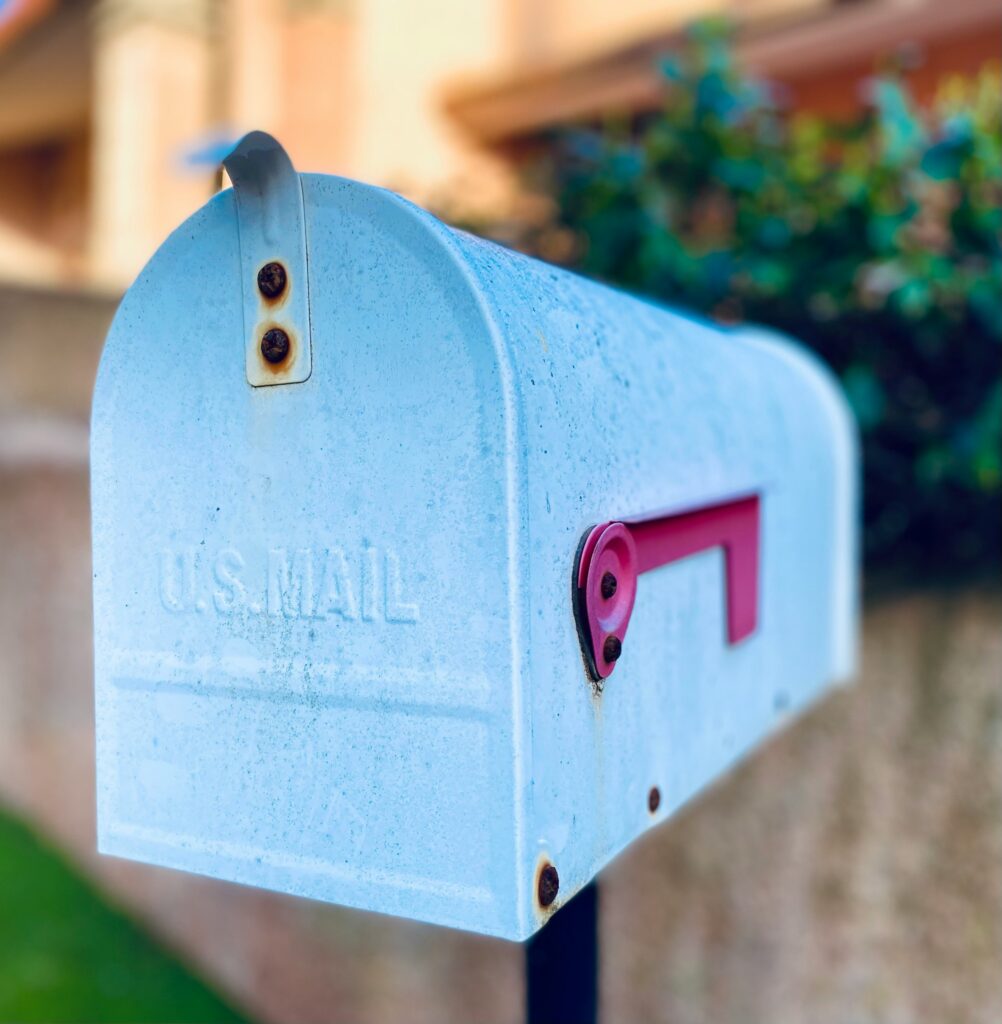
[91,132,857,941]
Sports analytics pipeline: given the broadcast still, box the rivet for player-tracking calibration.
[257,261,287,299]
[537,863,559,908]
[261,327,290,364]
[600,571,618,599]
[648,786,661,813]
[603,635,622,663]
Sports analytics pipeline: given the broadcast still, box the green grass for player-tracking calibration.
[0,806,248,1023]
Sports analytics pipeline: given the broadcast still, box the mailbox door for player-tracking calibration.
[92,176,528,938]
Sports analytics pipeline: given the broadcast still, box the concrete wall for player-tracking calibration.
[0,284,1000,1023]
[0,282,113,419]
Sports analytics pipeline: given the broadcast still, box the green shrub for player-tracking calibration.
[505,21,1002,576]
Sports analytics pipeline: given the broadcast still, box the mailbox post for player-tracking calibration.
[527,881,598,1023]
[91,131,857,1000]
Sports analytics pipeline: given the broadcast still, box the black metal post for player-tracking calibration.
[525,880,599,1024]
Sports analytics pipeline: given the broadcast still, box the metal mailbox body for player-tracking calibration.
[92,135,857,942]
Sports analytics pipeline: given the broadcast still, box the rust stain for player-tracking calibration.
[536,860,560,909]
[256,260,289,308]
[602,634,622,664]
[257,321,297,375]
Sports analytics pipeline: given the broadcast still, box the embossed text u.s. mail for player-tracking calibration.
[158,544,420,623]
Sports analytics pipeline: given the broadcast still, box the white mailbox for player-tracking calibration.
[91,133,857,941]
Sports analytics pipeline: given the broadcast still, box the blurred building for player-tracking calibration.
[0,0,997,292]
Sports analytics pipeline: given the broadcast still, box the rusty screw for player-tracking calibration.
[603,635,622,663]
[261,327,290,364]
[648,786,661,813]
[538,863,559,908]
[257,261,287,299]
[600,571,618,599]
